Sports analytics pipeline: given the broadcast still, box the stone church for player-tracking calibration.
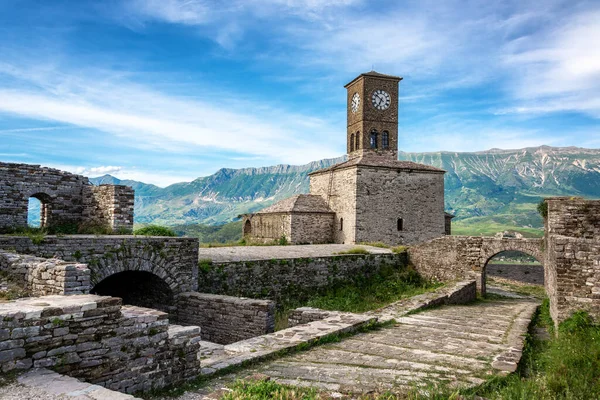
[242,71,448,245]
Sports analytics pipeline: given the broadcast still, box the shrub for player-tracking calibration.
[77,221,113,235]
[134,225,177,237]
[391,245,408,254]
[336,247,370,255]
[537,200,548,219]
[278,235,289,246]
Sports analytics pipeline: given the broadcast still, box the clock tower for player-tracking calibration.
[345,71,402,160]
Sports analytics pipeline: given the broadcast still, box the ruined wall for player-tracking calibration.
[0,162,134,233]
[0,236,199,293]
[82,185,135,232]
[197,252,408,303]
[290,213,334,244]
[0,295,202,393]
[545,198,600,326]
[355,167,445,245]
[244,213,291,244]
[310,168,357,244]
[177,292,275,344]
[0,250,90,296]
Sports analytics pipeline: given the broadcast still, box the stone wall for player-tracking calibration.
[290,213,334,244]
[243,213,291,244]
[0,235,199,293]
[0,250,90,296]
[355,167,445,245]
[197,252,408,303]
[82,185,135,232]
[310,167,358,244]
[545,198,600,326]
[0,295,202,393]
[487,263,544,285]
[177,292,275,344]
[0,162,134,233]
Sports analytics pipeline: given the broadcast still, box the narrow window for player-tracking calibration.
[350,133,355,152]
[370,130,378,149]
[340,218,344,231]
[382,131,389,149]
[397,218,403,231]
[355,131,360,150]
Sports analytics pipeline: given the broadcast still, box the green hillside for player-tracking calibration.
[91,146,600,237]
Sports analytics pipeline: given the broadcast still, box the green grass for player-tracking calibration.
[134,225,177,237]
[335,247,370,255]
[452,219,544,238]
[275,265,441,330]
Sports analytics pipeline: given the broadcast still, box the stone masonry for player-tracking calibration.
[0,235,199,294]
[545,197,600,326]
[0,295,202,393]
[0,162,133,233]
[177,292,275,344]
[0,250,90,296]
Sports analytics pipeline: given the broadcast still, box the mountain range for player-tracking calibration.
[90,146,600,237]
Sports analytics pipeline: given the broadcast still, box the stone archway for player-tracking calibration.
[479,238,545,295]
[244,219,252,236]
[27,192,53,228]
[90,270,174,312]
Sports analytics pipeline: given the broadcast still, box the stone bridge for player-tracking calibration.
[409,235,544,294]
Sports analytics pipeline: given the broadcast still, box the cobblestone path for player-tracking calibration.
[173,298,538,398]
[244,299,538,394]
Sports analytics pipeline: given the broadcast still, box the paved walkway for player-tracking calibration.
[197,244,392,262]
[172,297,539,398]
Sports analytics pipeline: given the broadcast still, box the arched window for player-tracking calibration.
[397,218,403,231]
[350,133,355,152]
[340,218,344,231]
[355,132,360,150]
[382,131,389,149]
[243,219,252,236]
[370,130,378,149]
[28,193,51,228]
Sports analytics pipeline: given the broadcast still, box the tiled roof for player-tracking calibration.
[309,155,445,175]
[257,194,334,214]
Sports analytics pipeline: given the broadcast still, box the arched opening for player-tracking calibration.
[355,131,360,150]
[350,133,355,152]
[370,130,378,149]
[244,219,252,236]
[28,193,52,228]
[91,271,174,313]
[382,131,389,149]
[28,197,41,228]
[484,250,544,297]
[397,218,403,231]
[340,218,344,231]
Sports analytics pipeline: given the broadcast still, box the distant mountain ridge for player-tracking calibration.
[90,146,600,234]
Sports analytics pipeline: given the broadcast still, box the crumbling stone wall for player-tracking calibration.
[0,250,90,295]
[177,292,275,344]
[197,253,408,303]
[0,162,133,233]
[0,236,199,293]
[0,295,202,394]
[545,198,600,326]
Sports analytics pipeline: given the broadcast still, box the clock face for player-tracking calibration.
[351,92,360,113]
[371,90,391,110]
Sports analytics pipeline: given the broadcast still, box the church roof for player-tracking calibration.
[256,194,334,214]
[344,71,403,87]
[309,155,446,176]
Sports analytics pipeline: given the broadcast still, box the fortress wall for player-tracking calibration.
[177,292,275,344]
[0,235,199,293]
[197,252,408,304]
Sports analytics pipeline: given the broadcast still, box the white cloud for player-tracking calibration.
[0,63,342,165]
[74,165,123,176]
[502,9,600,117]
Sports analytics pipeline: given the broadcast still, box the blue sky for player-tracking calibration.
[0,0,599,186]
